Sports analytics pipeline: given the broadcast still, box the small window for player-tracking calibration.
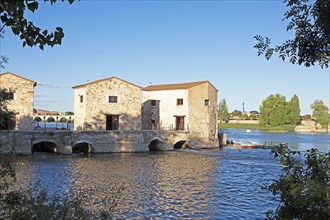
[6,92,14,100]
[177,99,183,106]
[151,100,156,106]
[80,95,83,103]
[205,99,210,106]
[109,96,118,103]
[3,90,14,100]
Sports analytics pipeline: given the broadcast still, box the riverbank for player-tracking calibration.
[219,123,296,132]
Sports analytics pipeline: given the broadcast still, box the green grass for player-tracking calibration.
[219,123,296,132]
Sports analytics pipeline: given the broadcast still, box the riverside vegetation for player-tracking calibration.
[218,94,330,133]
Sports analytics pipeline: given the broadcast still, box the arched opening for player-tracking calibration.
[72,142,94,154]
[32,141,58,153]
[59,117,67,123]
[174,140,190,150]
[47,117,55,122]
[34,117,42,122]
[148,139,163,151]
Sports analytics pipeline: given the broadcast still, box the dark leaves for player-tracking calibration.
[254,0,330,68]
[0,0,77,50]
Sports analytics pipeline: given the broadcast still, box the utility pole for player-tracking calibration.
[242,102,245,113]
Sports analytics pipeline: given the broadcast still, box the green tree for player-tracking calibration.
[218,99,229,123]
[288,94,301,125]
[0,88,9,129]
[259,94,290,126]
[310,99,330,130]
[254,0,330,68]
[249,112,257,119]
[231,110,242,118]
[265,148,330,219]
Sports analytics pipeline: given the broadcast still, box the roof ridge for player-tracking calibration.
[142,80,212,91]
[0,72,37,86]
[72,76,142,89]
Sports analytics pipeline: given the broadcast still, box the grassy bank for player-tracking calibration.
[219,123,296,132]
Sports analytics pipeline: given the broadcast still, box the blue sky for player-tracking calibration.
[1,0,329,114]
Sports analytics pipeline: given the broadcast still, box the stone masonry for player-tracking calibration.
[0,72,36,130]
[73,77,142,131]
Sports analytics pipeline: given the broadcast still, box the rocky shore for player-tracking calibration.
[294,120,329,134]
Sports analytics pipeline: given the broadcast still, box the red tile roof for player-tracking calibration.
[143,80,218,91]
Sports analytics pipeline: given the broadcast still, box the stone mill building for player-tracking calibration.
[142,81,218,147]
[0,72,36,130]
[72,76,142,131]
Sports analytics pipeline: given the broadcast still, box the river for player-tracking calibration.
[12,129,330,219]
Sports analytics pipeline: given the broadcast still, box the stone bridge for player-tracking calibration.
[0,130,219,155]
[33,114,74,122]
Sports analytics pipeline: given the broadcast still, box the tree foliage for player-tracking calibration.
[265,148,330,219]
[218,99,229,123]
[310,99,330,129]
[254,0,330,68]
[231,110,242,117]
[0,0,75,50]
[289,94,301,125]
[259,94,291,126]
[0,88,9,129]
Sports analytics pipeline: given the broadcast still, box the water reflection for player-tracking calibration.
[14,148,282,219]
[10,130,329,218]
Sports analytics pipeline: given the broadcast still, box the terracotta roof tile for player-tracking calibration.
[143,81,217,91]
[72,76,142,89]
[0,72,37,87]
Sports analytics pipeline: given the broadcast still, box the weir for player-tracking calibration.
[0,130,219,155]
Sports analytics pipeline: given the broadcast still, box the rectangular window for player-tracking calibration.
[6,92,14,100]
[205,99,210,106]
[177,99,183,106]
[80,95,83,103]
[109,96,118,103]
[151,100,156,106]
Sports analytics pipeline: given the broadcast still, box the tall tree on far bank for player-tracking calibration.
[218,99,229,123]
[259,94,289,126]
[254,0,330,68]
[310,99,330,130]
[289,94,301,125]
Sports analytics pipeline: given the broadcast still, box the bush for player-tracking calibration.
[265,148,330,219]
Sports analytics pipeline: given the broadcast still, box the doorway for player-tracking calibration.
[106,115,119,130]
[175,116,185,130]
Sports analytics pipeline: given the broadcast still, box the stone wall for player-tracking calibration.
[142,89,189,130]
[188,82,218,143]
[73,87,87,130]
[73,77,142,131]
[0,130,219,155]
[0,73,35,130]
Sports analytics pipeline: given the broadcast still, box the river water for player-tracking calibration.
[13,129,329,219]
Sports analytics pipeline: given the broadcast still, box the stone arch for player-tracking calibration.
[72,141,95,154]
[32,141,58,153]
[148,138,164,151]
[47,117,56,122]
[174,140,190,149]
[34,117,42,122]
[59,117,68,123]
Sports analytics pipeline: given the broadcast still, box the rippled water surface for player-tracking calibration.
[14,129,329,219]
